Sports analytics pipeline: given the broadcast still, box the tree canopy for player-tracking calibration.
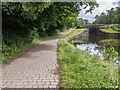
[77,18,89,27]
[93,7,120,24]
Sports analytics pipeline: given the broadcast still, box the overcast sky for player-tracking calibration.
[78,0,119,23]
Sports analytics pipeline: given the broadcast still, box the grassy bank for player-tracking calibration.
[101,28,119,33]
[1,38,42,64]
[57,29,119,88]
[64,28,87,40]
[101,24,120,33]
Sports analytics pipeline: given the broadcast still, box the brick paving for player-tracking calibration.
[1,29,74,89]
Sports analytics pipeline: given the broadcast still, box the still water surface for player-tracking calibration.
[72,31,120,67]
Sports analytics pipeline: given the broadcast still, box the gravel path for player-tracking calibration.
[1,29,74,89]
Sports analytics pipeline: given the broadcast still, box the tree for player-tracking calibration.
[84,19,89,24]
[93,7,119,24]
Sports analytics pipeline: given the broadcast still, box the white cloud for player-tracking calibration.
[78,0,119,23]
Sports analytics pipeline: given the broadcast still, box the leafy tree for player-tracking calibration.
[84,19,89,24]
[93,7,120,24]
[77,18,89,27]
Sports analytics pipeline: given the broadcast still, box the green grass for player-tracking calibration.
[1,38,43,64]
[58,39,118,88]
[57,28,119,88]
[64,28,87,40]
[71,40,85,44]
[101,27,120,33]
[99,39,120,46]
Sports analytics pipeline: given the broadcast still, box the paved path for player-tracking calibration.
[1,29,74,89]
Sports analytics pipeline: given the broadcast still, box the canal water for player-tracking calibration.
[71,30,120,67]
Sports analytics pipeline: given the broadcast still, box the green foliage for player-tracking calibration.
[77,18,89,27]
[101,24,120,33]
[110,24,120,32]
[2,2,98,63]
[2,37,42,64]
[103,46,118,62]
[2,2,77,63]
[93,7,120,24]
[58,39,118,88]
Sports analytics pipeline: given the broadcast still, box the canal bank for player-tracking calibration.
[57,28,118,88]
[68,27,120,67]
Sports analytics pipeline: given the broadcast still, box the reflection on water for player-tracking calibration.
[73,31,120,67]
[76,44,104,59]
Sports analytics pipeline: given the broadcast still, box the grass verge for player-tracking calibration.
[1,38,43,64]
[57,29,119,88]
[101,27,120,33]
[64,28,87,40]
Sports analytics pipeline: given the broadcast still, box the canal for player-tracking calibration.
[71,29,120,67]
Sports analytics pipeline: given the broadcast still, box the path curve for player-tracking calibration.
[1,29,74,88]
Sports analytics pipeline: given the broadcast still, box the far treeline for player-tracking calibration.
[2,2,98,63]
[93,7,120,24]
